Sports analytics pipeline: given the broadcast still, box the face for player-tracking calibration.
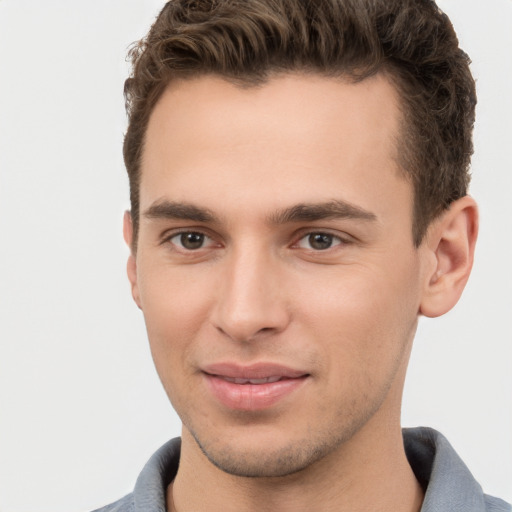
[127,73,430,477]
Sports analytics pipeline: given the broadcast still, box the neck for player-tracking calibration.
[168,418,424,512]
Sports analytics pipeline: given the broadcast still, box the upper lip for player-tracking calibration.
[202,362,309,380]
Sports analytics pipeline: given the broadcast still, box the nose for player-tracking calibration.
[211,246,291,342]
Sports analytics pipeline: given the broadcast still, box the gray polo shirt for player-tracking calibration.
[93,427,510,512]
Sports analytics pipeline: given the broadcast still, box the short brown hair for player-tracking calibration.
[124,0,476,248]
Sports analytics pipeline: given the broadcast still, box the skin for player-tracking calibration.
[124,73,478,512]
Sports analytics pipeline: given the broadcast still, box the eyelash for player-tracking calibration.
[161,229,349,253]
[294,232,346,251]
[162,230,217,251]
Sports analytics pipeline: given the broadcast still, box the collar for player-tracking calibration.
[127,428,509,512]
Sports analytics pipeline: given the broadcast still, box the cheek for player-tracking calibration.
[137,263,216,372]
[295,258,421,380]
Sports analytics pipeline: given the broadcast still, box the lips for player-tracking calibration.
[221,376,282,384]
[202,363,309,411]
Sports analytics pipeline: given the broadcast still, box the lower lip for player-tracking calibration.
[203,374,308,411]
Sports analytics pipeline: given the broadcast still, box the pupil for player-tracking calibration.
[181,232,204,249]
[309,233,332,250]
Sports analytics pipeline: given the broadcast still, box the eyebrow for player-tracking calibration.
[142,199,377,225]
[268,200,377,224]
[143,201,216,223]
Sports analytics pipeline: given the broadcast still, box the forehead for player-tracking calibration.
[140,73,410,223]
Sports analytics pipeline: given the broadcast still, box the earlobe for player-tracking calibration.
[419,196,478,318]
[123,211,142,309]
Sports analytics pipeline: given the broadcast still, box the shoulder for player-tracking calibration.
[91,493,134,512]
[89,438,181,512]
[484,495,512,512]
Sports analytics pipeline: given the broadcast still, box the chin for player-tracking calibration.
[186,412,370,479]
[193,430,336,478]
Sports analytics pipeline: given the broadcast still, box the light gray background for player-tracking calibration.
[0,1,510,511]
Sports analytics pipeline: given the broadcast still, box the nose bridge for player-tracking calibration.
[212,239,289,342]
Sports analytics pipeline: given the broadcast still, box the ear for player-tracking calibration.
[419,196,478,318]
[123,211,142,309]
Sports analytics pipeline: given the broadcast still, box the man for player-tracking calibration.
[95,0,510,510]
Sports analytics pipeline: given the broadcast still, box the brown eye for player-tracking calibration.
[297,232,342,251]
[170,232,208,250]
[309,233,333,250]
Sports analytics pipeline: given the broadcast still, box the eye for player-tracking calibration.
[168,231,213,250]
[297,232,343,251]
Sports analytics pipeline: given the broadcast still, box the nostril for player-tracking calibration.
[211,287,290,342]
[215,324,277,343]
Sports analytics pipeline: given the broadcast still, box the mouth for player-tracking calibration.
[202,363,310,411]
[218,375,285,384]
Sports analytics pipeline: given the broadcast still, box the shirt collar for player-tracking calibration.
[403,427,486,511]
[130,428,503,512]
